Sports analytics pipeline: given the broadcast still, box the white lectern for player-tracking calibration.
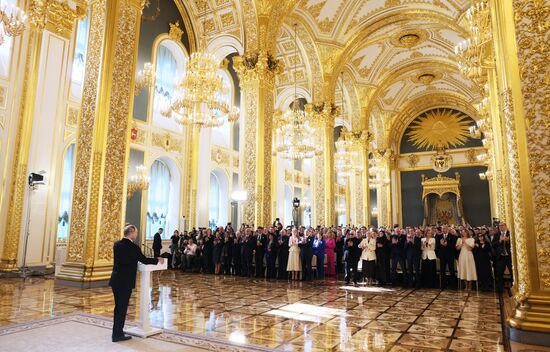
[125,260,167,338]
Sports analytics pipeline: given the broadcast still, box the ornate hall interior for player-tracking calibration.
[0,0,548,351]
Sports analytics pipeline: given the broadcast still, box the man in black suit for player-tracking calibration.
[277,229,290,280]
[390,228,406,286]
[404,228,422,288]
[109,224,164,342]
[254,227,267,277]
[300,229,314,281]
[344,231,361,286]
[435,225,457,289]
[495,222,513,293]
[152,228,163,257]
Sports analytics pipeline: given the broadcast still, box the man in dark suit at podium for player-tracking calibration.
[109,224,164,342]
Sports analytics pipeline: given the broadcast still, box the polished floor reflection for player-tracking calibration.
[0,272,505,351]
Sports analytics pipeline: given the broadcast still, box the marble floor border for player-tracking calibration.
[0,312,279,352]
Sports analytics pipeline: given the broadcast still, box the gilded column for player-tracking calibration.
[57,0,144,285]
[375,149,394,227]
[350,130,371,226]
[491,0,550,334]
[187,125,200,229]
[233,52,283,227]
[0,0,81,271]
[308,102,338,226]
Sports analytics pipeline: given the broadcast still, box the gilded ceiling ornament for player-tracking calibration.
[390,29,428,49]
[406,108,471,150]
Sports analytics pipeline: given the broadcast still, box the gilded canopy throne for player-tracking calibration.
[421,173,466,226]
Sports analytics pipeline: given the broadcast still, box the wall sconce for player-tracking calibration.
[479,170,492,181]
[127,165,149,199]
[134,62,155,95]
[231,190,248,202]
[371,207,378,217]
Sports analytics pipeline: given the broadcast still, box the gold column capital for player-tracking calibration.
[26,0,79,38]
[233,51,284,86]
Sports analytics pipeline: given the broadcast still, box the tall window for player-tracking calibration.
[152,40,186,131]
[209,172,220,229]
[146,159,171,239]
[209,169,229,228]
[70,15,90,100]
[210,69,233,148]
[57,144,76,242]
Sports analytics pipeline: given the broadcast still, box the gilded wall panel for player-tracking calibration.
[512,0,550,289]
[98,1,140,261]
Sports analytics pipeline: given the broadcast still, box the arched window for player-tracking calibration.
[57,144,76,242]
[70,15,90,100]
[152,40,186,131]
[146,159,171,239]
[210,68,234,148]
[209,169,229,228]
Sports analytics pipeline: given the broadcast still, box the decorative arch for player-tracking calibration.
[389,93,479,150]
[275,86,312,110]
[207,35,244,60]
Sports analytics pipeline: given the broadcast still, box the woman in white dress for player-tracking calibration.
[287,229,302,281]
[456,228,477,290]
[421,228,437,288]
[359,231,377,285]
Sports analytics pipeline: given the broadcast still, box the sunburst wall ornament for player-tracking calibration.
[406,109,472,150]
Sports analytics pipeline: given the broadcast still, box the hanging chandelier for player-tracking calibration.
[334,134,355,178]
[163,20,239,127]
[0,2,27,45]
[274,24,320,160]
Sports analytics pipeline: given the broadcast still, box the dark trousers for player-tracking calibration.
[344,260,360,284]
[112,287,132,338]
[153,249,160,258]
[496,255,513,293]
[439,256,456,288]
[315,253,325,278]
[255,252,265,277]
[232,255,241,276]
[266,258,277,279]
[243,253,253,277]
[391,255,405,285]
[406,256,421,287]
[336,251,343,274]
[422,259,437,288]
[302,251,313,280]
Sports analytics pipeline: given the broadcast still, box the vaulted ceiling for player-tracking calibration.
[180,0,481,147]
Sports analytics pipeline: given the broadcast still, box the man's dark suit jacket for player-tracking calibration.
[109,238,159,290]
[153,232,162,253]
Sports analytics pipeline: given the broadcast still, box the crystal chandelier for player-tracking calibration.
[0,2,27,45]
[454,0,492,86]
[163,21,239,127]
[334,134,355,178]
[368,158,389,189]
[274,24,320,160]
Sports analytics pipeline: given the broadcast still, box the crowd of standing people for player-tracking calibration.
[154,220,513,293]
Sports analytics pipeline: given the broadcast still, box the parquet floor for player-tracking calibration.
[0,271,505,351]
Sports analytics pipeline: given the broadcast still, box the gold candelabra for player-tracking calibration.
[0,2,27,45]
[127,165,149,199]
[454,0,493,86]
[134,62,155,95]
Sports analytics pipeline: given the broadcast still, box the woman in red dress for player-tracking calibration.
[325,230,336,276]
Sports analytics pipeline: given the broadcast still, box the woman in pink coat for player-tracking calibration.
[325,230,336,276]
